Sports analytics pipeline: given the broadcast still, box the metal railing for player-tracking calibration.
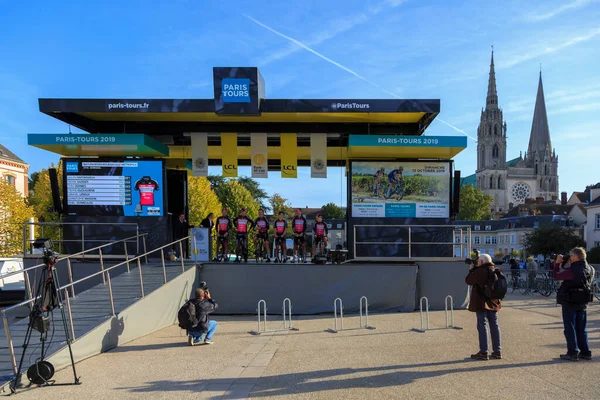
[21,221,140,256]
[1,234,194,378]
[353,224,472,261]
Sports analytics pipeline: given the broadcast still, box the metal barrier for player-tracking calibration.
[413,296,430,332]
[0,235,193,377]
[331,296,376,333]
[353,224,472,261]
[251,298,299,335]
[445,295,463,330]
[21,221,141,256]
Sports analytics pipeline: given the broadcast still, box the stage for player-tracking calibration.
[197,261,470,314]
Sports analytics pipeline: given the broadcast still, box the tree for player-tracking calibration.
[217,180,260,255]
[587,246,600,264]
[494,249,505,259]
[455,185,493,220]
[28,164,63,244]
[321,202,345,219]
[270,194,293,218]
[0,180,34,256]
[524,224,586,258]
[510,249,520,259]
[188,177,222,227]
[238,177,268,211]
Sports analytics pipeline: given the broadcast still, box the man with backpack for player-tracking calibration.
[465,253,505,360]
[178,286,218,346]
[554,248,594,361]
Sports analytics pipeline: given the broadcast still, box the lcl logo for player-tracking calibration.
[282,165,296,171]
[223,164,237,170]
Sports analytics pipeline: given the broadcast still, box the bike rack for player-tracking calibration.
[445,295,463,330]
[331,296,376,333]
[251,298,300,335]
[412,296,430,333]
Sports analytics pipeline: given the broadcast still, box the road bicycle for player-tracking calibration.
[274,236,286,263]
[215,234,228,262]
[255,235,269,263]
[235,235,248,263]
[385,181,405,201]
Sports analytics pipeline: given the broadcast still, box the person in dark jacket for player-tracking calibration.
[200,213,215,231]
[465,253,502,360]
[509,258,520,287]
[187,287,218,346]
[174,212,194,259]
[554,247,594,361]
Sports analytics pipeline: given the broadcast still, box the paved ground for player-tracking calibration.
[2,294,600,399]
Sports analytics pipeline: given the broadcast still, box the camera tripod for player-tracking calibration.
[10,249,80,394]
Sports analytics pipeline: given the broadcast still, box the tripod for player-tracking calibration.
[10,249,80,394]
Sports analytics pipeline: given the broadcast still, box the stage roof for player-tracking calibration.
[38,98,440,137]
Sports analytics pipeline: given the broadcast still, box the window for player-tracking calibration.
[474,225,481,231]
[595,241,600,248]
[485,236,492,245]
[490,176,494,189]
[4,175,15,186]
[492,236,497,244]
[455,248,461,257]
[485,225,492,231]
[510,235,515,244]
[474,236,481,245]
[500,236,504,244]
[596,214,600,230]
[454,236,461,244]
[498,176,502,190]
[464,236,468,244]
[492,144,499,157]
[505,234,509,243]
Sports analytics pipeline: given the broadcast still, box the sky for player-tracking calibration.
[1,0,599,208]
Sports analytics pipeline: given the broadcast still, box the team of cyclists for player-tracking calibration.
[372,166,404,199]
[213,207,329,263]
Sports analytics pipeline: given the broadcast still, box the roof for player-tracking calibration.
[574,203,588,216]
[573,192,587,202]
[587,196,600,208]
[527,72,552,157]
[0,144,26,164]
[38,98,440,136]
[502,203,573,218]
[459,173,476,188]
[506,157,520,167]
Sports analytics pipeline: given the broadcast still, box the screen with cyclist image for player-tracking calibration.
[350,161,451,218]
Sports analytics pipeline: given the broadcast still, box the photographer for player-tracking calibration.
[465,253,502,360]
[187,287,218,346]
[554,248,594,361]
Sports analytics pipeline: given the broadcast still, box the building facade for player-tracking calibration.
[468,51,559,216]
[0,144,29,197]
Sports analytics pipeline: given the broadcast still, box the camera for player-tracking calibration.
[200,281,209,292]
[560,253,570,266]
[464,249,480,266]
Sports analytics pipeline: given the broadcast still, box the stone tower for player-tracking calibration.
[476,50,508,214]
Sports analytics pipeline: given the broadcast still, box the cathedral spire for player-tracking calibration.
[486,48,498,108]
[527,71,552,157]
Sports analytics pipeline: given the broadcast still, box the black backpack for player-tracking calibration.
[177,300,199,330]
[482,268,508,300]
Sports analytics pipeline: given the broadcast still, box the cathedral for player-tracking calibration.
[470,51,559,216]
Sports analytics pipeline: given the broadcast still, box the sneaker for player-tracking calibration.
[188,335,195,346]
[470,352,489,361]
[490,352,502,360]
[579,353,593,361]
[265,258,271,263]
[560,354,579,362]
[283,258,287,263]
[193,339,203,345]
[204,339,214,345]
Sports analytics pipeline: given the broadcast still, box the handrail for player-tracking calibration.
[0,235,191,314]
[0,233,147,281]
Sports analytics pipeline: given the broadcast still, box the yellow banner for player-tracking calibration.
[280,133,297,178]
[220,132,238,177]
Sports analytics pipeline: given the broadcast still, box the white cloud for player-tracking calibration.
[524,0,593,22]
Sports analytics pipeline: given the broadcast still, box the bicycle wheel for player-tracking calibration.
[508,277,515,293]
[518,279,529,295]
[539,278,552,297]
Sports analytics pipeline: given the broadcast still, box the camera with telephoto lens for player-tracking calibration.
[464,249,480,266]
[560,253,570,266]
[200,281,209,292]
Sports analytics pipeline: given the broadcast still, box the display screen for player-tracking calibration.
[351,161,451,218]
[64,160,164,217]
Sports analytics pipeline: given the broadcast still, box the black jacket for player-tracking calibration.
[174,219,191,239]
[192,298,218,332]
[557,260,594,310]
[200,218,214,230]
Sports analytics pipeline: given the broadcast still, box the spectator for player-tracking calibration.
[174,212,194,259]
[527,256,538,291]
[509,258,520,286]
[465,253,502,360]
[187,287,219,346]
[554,248,594,361]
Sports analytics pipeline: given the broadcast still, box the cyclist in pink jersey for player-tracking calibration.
[254,209,271,262]
[291,208,307,263]
[273,211,288,263]
[215,208,232,261]
[233,208,255,262]
[312,214,329,258]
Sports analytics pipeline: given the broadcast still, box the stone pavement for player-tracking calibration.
[2,294,600,399]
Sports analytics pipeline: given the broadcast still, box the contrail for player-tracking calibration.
[244,14,476,142]
[244,14,399,98]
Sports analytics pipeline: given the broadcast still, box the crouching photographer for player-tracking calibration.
[554,247,595,361]
[178,283,218,346]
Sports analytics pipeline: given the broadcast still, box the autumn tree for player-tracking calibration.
[455,185,493,220]
[321,202,345,219]
[270,194,293,218]
[188,177,222,227]
[28,164,63,244]
[0,180,34,256]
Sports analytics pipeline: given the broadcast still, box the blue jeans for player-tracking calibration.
[476,311,501,353]
[562,305,591,356]
[187,320,218,342]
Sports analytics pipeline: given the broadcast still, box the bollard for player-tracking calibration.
[333,297,344,332]
[359,296,376,330]
[256,299,267,333]
[445,295,463,330]
[412,296,430,333]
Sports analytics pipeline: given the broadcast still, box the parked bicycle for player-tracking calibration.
[215,234,228,262]
[235,235,249,263]
[274,237,286,263]
[255,236,266,263]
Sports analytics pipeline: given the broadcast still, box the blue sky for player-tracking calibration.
[1,0,599,207]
